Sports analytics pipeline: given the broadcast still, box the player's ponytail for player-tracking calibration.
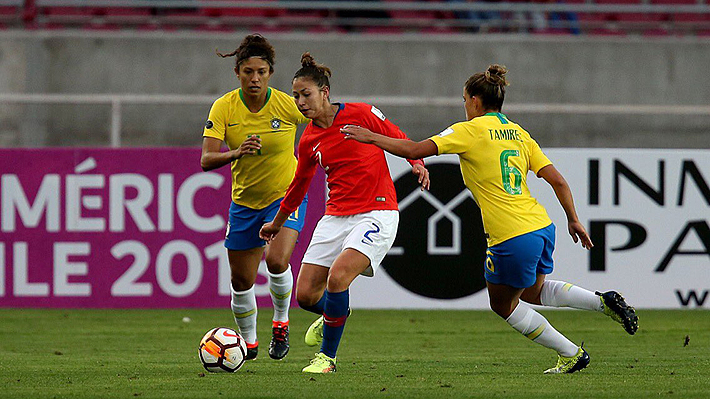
[293,52,331,90]
[465,64,509,111]
[216,34,275,73]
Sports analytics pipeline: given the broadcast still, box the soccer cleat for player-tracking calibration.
[305,308,351,347]
[302,352,336,373]
[543,347,590,374]
[304,316,324,347]
[597,291,639,335]
[245,341,258,360]
[268,321,289,360]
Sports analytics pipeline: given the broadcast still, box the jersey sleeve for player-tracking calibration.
[528,136,552,174]
[428,122,473,155]
[203,97,228,141]
[362,104,424,166]
[280,136,317,214]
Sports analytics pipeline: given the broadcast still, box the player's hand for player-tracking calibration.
[412,164,430,191]
[259,222,281,243]
[568,221,593,250]
[341,125,376,143]
[232,135,261,160]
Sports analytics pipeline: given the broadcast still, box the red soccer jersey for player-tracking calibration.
[280,102,424,216]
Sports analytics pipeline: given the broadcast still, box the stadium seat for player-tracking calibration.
[650,0,698,4]
[594,0,642,4]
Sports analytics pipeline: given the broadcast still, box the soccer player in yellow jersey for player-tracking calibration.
[200,34,309,361]
[341,65,639,374]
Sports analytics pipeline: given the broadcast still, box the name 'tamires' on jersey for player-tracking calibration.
[203,88,308,209]
[429,112,553,246]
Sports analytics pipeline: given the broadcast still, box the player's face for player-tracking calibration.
[236,57,272,96]
[292,77,329,119]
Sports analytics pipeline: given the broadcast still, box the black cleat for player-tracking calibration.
[245,343,258,360]
[269,322,289,360]
[597,291,639,335]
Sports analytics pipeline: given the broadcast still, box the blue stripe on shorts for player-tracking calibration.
[224,195,308,251]
[484,223,555,289]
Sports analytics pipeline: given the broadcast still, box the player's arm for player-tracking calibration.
[200,136,262,171]
[259,140,317,242]
[342,125,438,159]
[537,164,593,250]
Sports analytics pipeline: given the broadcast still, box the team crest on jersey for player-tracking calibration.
[270,118,282,130]
[205,120,214,129]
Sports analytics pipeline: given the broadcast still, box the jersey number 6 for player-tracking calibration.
[500,149,522,195]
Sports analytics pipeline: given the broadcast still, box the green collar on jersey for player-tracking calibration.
[239,87,272,112]
[485,112,508,124]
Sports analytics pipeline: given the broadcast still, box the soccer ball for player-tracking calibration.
[198,327,248,372]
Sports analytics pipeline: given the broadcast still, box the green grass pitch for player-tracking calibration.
[1,308,708,398]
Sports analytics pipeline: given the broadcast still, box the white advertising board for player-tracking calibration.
[350,149,710,309]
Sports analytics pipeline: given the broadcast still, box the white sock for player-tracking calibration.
[268,265,293,323]
[540,280,603,312]
[506,301,579,357]
[231,286,258,345]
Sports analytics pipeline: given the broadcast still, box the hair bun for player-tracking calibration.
[301,52,317,68]
[484,64,509,86]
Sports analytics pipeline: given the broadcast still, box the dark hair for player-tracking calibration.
[464,64,509,111]
[216,34,275,73]
[293,52,331,90]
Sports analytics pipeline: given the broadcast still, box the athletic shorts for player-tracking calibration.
[484,223,555,289]
[224,196,308,251]
[302,210,399,277]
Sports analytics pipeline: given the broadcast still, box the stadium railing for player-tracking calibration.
[1,0,708,35]
[1,92,709,147]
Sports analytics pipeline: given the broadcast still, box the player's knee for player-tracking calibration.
[489,299,513,319]
[264,254,288,274]
[520,289,542,305]
[296,289,319,308]
[326,269,350,292]
[231,278,253,292]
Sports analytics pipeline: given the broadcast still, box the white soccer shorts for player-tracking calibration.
[302,210,399,277]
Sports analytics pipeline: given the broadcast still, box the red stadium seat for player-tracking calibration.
[650,0,698,4]
[594,0,642,4]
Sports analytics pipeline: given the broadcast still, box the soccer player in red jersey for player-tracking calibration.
[259,52,430,373]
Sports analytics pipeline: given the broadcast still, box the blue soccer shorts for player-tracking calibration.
[484,223,555,289]
[224,196,308,251]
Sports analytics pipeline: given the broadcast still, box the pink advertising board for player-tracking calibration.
[0,148,325,308]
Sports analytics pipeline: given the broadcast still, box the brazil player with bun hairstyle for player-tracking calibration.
[343,64,639,374]
[260,52,430,373]
[200,34,310,362]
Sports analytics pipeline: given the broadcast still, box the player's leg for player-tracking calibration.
[264,196,308,319]
[485,225,588,373]
[228,248,264,360]
[296,214,345,350]
[225,201,269,360]
[519,223,638,334]
[302,211,399,373]
[520,224,602,311]
[302,248,369,374]
[296,263,329,347]
[262,227,298,360]
[488,281,579,356]
[296,263,328,315]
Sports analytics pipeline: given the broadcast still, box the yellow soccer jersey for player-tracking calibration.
[203,87,309,209]
[429,112,553,247]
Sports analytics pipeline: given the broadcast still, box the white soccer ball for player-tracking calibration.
[198,327,248,372]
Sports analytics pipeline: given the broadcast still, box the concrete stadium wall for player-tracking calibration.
[0,31,708,148]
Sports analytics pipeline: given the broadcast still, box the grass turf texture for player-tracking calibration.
[1,309,708,399]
